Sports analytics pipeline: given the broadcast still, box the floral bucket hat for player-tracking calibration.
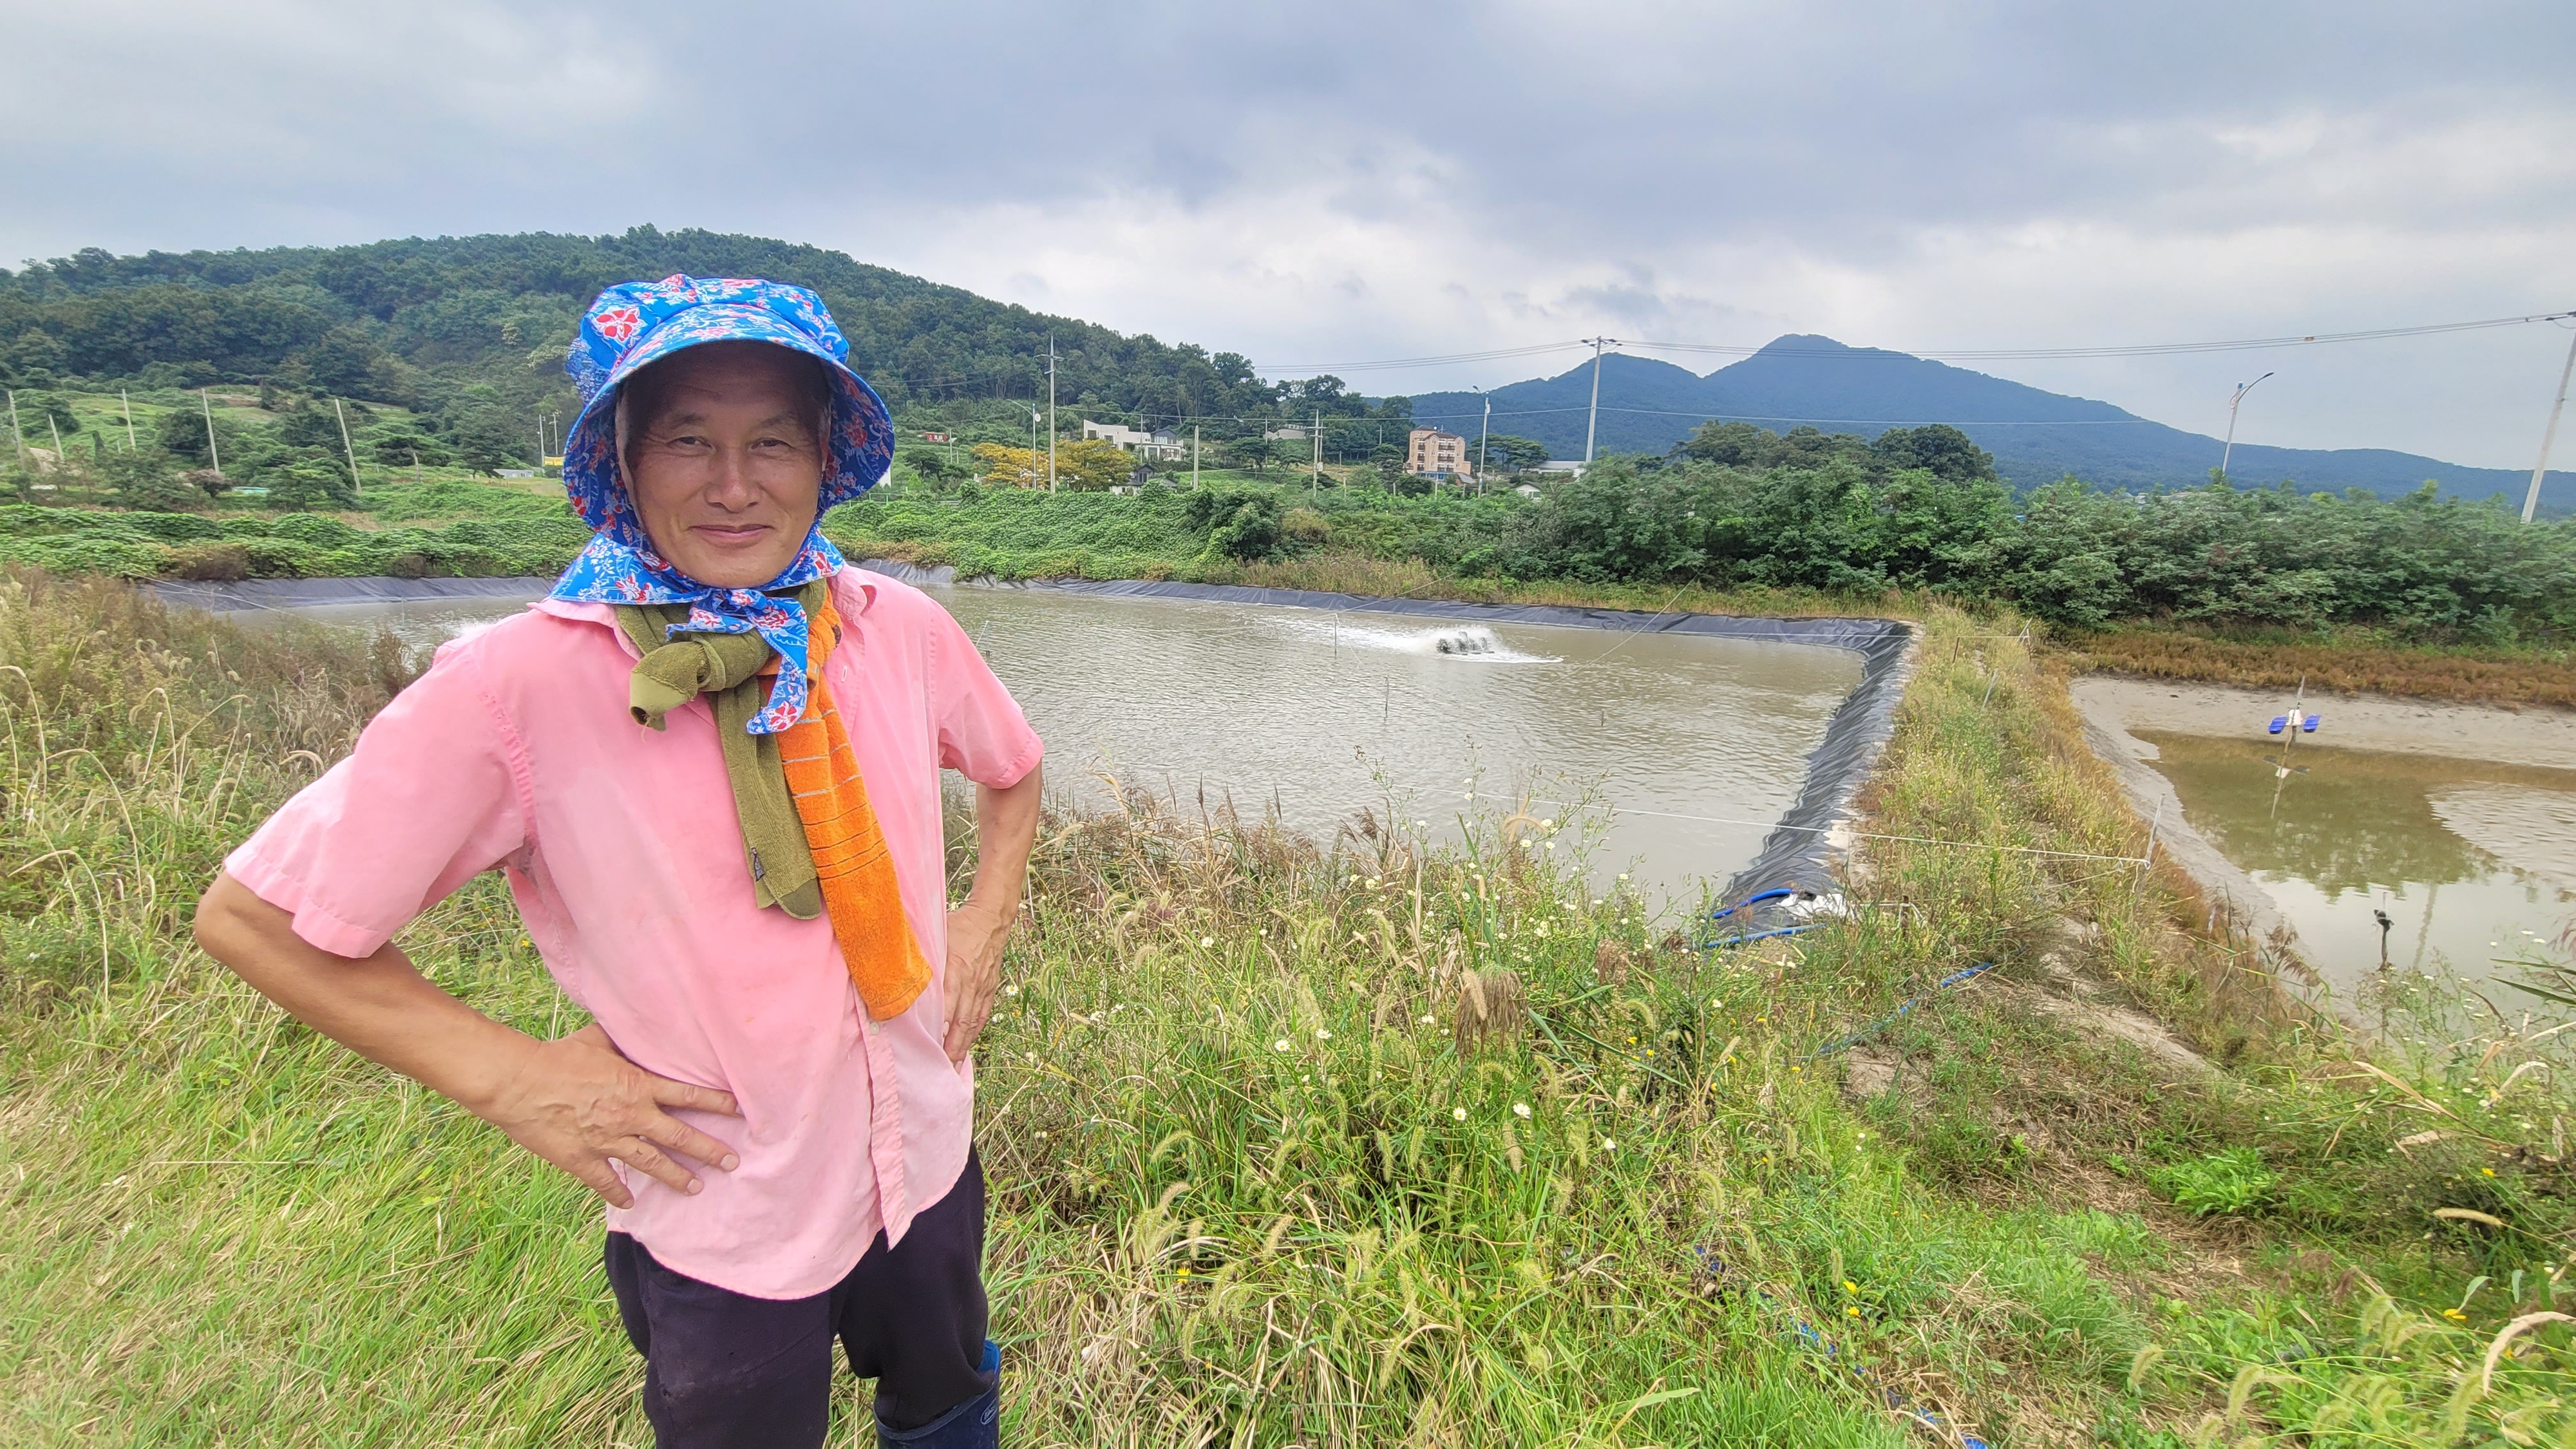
[559,274,895,551]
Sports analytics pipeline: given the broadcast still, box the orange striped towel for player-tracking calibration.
[780,599,933,1021]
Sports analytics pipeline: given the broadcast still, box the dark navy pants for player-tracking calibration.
[605,1150,997,1448]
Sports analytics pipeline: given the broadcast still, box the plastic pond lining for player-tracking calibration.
[147,567,1916,902]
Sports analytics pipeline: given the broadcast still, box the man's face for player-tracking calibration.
[625,341,826,589]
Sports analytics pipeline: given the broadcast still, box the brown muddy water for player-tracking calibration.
[242,586,1862,905]
[2136,731,2576,998]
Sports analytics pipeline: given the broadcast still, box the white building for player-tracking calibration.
[1081,418,1185,460]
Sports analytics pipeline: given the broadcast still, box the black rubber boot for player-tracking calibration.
[878,1340,999,1449]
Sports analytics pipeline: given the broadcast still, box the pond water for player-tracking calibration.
[2136,732,2576,998]
[238,585,1863,905]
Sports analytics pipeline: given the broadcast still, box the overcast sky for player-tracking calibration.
[8,1,2573,467]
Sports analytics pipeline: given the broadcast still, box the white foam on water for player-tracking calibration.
[1274,617,1560,663]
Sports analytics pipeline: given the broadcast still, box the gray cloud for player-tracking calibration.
[6,1,2573,466]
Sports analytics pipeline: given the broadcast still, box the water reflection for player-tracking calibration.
[2137,732,2576,993]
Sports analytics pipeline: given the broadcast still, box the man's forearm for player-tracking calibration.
[194,873,538,1115]
[965,765,1042,914]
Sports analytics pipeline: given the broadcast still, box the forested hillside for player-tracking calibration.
[0,227,1364,471]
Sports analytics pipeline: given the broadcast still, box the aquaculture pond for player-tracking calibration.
[2136,731,2576,999]
[231,583,1864,905]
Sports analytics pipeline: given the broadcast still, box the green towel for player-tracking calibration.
[613,580,830,920]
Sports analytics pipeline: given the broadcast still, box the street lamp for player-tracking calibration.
[2219,372,2273,481]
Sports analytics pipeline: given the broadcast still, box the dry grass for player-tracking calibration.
[2059,628,2576,709]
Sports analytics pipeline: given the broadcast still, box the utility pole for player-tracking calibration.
[1582,336,1611,468]
[2219,372,2273,480]
[2523,323,2576,524]
[200,388,222,478]
[1045,332,1057,492]
[1191,423,1200,488]
[48,413,63,469]
[120,388,137,451]
[1477,395,1491,495]
[336,398,363,499]
[6,390,22,468]
[1311,410,1321,496]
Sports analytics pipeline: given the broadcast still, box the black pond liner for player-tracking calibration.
[147,567,1916,902]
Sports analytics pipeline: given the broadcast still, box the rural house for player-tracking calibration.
[1081,418,1185,460]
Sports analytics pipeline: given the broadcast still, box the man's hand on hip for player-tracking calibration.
[942,767,1042,1063]
[942,898,1010,1063]
[193,874,740,1212]
[482,1023,743,1209]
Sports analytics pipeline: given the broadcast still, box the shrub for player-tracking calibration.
[164,542,251,582]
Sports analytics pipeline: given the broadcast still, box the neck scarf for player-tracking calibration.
[616,587,933,1022]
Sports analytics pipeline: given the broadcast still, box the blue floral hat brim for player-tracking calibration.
[560,276,894,551]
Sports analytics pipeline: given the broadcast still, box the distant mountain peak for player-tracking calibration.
[1405,332,2524,498]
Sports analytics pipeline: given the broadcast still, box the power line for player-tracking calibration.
[1249,309,2573,377]
[1625,310,2573,363]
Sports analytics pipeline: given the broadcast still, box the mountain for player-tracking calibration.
[1407,336,2530,500]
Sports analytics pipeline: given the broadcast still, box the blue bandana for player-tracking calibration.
[549,275,896,735]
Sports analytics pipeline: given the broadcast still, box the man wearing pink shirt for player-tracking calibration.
[194,276,1042,1448]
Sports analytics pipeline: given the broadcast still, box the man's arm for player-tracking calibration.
[942,763,1043,1062]
[193,875,740,1208]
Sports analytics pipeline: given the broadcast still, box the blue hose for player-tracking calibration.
[1804,961,1998,1060]
[1707,887,1796,923]
[1698,924,1821,951]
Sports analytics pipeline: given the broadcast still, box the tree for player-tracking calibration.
[268,459,357,512]
[1227,436,1278,475]
[1187,488,1284,561]
[1050,438,1130,491]
[1871,424,1996,484]
[968,442,1044,489]
[98,451,204,512]
[1485,435,1548,474]
[902,448,964,486]
[27,392,80,435]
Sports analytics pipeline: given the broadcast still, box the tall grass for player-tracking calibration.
[3,569,2572,1445]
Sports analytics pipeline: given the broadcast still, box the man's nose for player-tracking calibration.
[705,447,760,508]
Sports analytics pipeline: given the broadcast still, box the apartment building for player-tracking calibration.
[1407,426,1473,480]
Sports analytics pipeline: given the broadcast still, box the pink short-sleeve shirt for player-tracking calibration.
[224,567,1042,1300]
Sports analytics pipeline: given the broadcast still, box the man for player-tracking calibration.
[194,275,1043,1449]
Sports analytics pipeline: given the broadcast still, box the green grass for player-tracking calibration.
[3,569,2574,1444]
